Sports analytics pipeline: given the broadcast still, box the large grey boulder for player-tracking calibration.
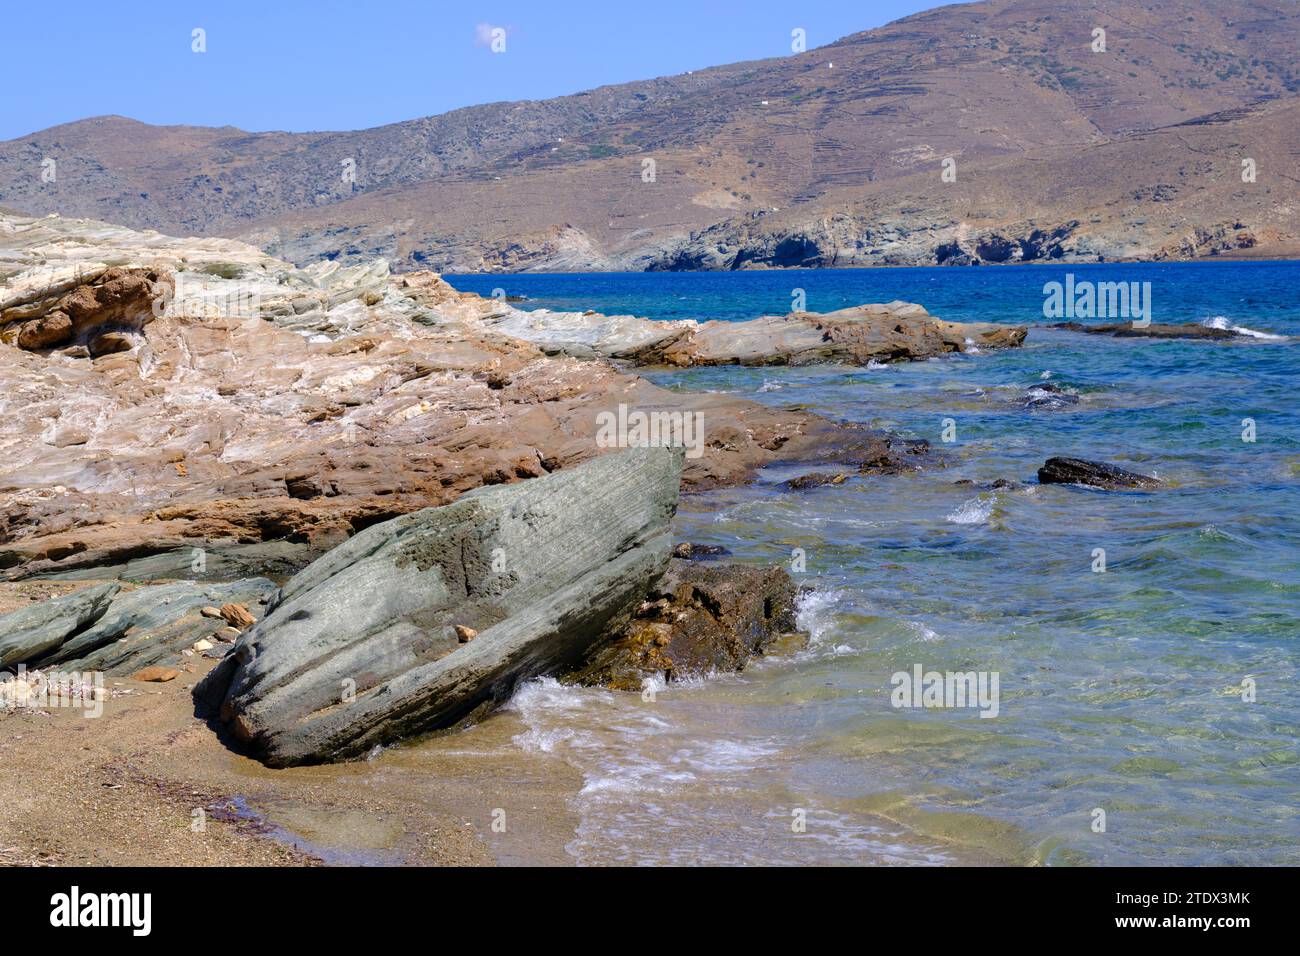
[0,583,120,669]
[195,446,684,767]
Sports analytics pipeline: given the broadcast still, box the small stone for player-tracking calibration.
[216,627,241,641]
[219,603,257,629]
[454,625,477,643]
[131,666,180,683]
[192,639,214,651]
[200,606,222,619]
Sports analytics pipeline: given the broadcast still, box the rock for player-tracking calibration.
[49,427,90,448]
[1038,457,1162,489]
[454,625,477,643]
[194,446,684,767]
[0,583,121,669]
[4,579,276,675]
[216,626,241,641]
[470,295,1026,368]
[88,331,136,357]
[2,267,172,352]
[783,472,849,490]
[565,559,803,691]
[200,607,223,619]
[1050,321,1239,340]
[15,312,72,349]
[859,437,932,474]
[1017,383,1080,410]
[131,666,180,683]
[671,542,732,560]
[192,639,214,652]
[0,213,894,582]
[219,603,256,630]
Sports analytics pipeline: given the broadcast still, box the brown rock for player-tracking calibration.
[783,472,848,491]
[454,624,477,643]
[131,666,180,683]
[566,559,804,690]
[17,311,72,349]
[219,603,256,629]
[88,331,135,356]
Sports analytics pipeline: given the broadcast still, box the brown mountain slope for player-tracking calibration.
[1,0,1297,271]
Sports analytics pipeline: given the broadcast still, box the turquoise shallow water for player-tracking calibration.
[447,264,1300,865]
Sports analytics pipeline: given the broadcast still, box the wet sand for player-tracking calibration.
[0,655,585,867]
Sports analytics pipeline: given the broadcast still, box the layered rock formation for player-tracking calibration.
[489,300,1025,366]
[7,212,993,580]
[195,447,683,767]
[0,211,1025,584]
[0,578,273,673]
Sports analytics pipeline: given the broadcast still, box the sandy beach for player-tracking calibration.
[1,619,588,867]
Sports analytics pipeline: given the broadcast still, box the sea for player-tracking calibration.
[433,262,1300,866]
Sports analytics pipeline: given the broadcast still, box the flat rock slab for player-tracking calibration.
[0,578,277,674]
[195,446,684,767]
[1050,321,1239,340]
[0,582,120,669]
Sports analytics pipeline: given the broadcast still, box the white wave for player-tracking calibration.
[907,620,941,642]
[757,379,785,392]
[946,496,994,525]
[1202,315,1286,341]
[866,359,888,370]
[1040,369,1053,380]
[795,588,845,646]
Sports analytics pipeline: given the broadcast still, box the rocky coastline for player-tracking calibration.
[0,210,1041,859]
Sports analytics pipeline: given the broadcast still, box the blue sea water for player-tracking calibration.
[447,263,1300,866]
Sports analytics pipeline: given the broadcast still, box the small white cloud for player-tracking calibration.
[475,22,500,47]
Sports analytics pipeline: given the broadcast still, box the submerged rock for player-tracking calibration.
[671,542,732,560]
[564,559,803,691]
[1050,321,1238,340]
[1016,383,1080,410]
[784,472,849,491]
[1038,457,1162,489]
[194,446,684,767]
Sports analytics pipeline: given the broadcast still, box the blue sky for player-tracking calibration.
[1,0,939,139]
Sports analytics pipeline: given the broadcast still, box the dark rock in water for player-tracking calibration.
[1017,383,1080,410]
[990,478,1022,490]
[1038,457,1161,489]
[859,437,932,474]
[784,472,849,491]
[1050,321,1238,341]
[564,559,803,691]
[194,446,684,768]
[672,542,732,560]
[0,582,120,669]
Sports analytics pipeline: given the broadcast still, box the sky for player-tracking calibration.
[0,0,940,140]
